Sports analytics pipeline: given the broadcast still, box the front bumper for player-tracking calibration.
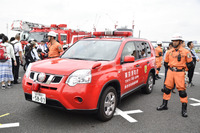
[24,93,97,113]
[22,75,101,111]
[24,93,66,109]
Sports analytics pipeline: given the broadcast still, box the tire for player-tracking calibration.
[97,86,117,121]
[141,72,154,94]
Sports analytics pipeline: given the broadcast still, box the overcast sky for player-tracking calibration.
[1,0,200,42]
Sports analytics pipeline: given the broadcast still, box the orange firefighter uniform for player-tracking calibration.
[48,41,63,58]
[155,46,163,75]
[163,46,193,103]
[157,33,193,117]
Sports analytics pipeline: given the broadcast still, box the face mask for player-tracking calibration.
[173,41,181,48]
[173,44,179,48]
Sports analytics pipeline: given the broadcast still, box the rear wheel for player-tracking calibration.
[97,86,117,121]
[141,72,154,94]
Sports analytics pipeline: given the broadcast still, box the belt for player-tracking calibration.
[156,56,161,58]
[169,67,185,72]
[48,56,59,58]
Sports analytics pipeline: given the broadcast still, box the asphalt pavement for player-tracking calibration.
[0,55,200,133]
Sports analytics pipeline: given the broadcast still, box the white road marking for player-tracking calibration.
[194,72,200,75]
[189,98,200,106]
[0,123,20,128]
[114,108,143,123]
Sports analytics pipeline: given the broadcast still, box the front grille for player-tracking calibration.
[29,72,63,84]
[40,85,57,90]
[26,82,57,90]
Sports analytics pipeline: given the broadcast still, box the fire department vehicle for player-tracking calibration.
[11,20,92,48]
[22,31,156,121]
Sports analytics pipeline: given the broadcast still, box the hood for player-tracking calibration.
[31,58,109,75]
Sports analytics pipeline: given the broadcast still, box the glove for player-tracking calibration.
[185,71,189,87]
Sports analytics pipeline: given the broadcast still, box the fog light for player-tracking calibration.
[74,97,83,103]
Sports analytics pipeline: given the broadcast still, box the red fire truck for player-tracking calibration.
[11,20,92,49]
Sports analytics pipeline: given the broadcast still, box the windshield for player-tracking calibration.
[61,40,121,61]
[27,32,48,42]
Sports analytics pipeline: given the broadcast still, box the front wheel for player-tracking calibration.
[97,86,117,121]
[141,72,154,94]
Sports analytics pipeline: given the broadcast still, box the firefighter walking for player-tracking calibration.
[155,41,163,80]
[157,34,194,117]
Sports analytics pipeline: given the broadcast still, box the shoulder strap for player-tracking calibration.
[10,42,18,45]
[190,49,195,56]
[12,42,19,55]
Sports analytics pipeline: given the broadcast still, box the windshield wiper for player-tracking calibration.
[94,59,110,61]
[68,57,89,60]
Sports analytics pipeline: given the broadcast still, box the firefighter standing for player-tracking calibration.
[155,41,163,80]
[157,34,194,117]
[47,31,63,58]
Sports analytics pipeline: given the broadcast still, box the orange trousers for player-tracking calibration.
[163,69,188,103]
[156,57,162,74]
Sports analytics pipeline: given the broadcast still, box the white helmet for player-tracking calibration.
[157,41,162,45]
[48,31,57,37]
[171,33,183,41]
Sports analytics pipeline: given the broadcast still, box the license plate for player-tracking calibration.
[32,91,46,104]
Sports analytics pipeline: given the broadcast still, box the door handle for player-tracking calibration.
[136,64,140,67]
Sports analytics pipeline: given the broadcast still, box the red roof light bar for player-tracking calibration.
[93,31,132,37]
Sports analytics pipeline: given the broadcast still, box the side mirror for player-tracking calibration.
[124,56,135,63]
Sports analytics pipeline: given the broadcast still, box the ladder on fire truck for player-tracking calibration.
[11,20,48,32]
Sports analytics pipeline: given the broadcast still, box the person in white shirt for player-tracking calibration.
[37,40,47,53]
[11,33,23,84]
[0,36,17,89]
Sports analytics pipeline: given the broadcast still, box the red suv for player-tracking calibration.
[22,31,156,121]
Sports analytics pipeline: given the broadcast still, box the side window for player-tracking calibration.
[135,42,143,60]
[145,42,151,57]
[121,42,136,62]
[135,41,151,59]
[61,34,67,42]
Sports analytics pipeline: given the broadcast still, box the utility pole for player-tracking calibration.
[6,23,8,36]
[138,30,141,38]
[132,20,134,37]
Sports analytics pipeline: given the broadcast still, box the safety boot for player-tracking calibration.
[156,74,161,79]
[182,103,188,117]
[157,100,168,111]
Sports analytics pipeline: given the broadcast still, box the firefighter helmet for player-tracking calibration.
[157,41,162,45]
[171,33,183,41]
[48,31,57,37]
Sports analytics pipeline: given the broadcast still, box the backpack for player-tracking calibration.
[0,44,9,62]
[25,46,35,63]
[10,42,18,55]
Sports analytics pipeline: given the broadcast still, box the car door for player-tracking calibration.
[134,41,151,84]
[121,41,141,94]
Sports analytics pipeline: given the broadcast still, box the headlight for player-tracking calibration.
[66,69,91,86]
[25,63,32,77]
